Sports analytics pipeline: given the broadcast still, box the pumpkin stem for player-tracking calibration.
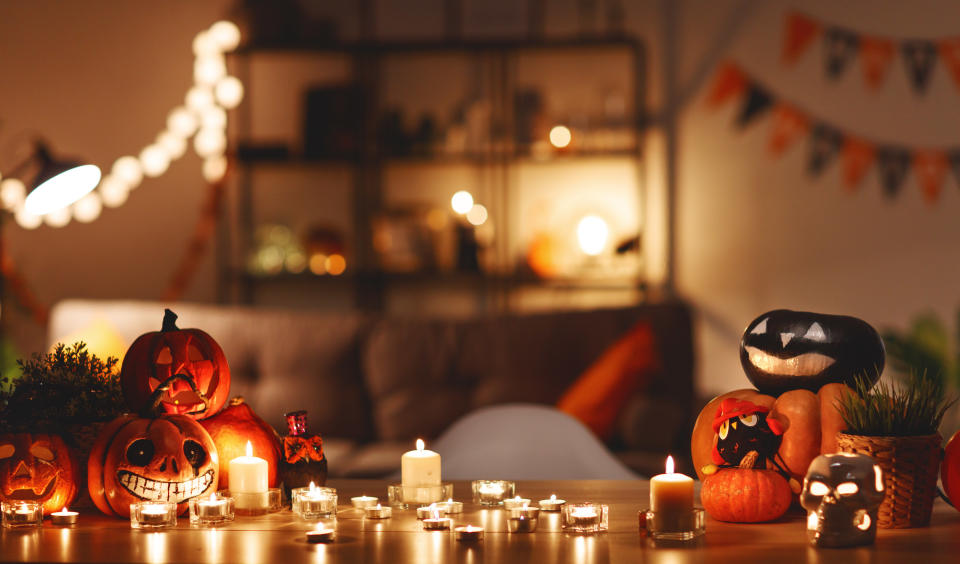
[161,309,179,332]
[739,451,760,469]
[143,374,208,417]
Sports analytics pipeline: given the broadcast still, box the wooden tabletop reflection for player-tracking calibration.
[2,479,960,563]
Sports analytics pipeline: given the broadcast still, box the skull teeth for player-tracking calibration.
[117,469,214,503]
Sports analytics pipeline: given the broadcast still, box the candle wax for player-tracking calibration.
[649,456,694,532]
[401,439,441,488]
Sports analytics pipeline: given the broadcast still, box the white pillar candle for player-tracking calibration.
[229,441,268,509]
[401,439,441,487]
[650,455,694,531]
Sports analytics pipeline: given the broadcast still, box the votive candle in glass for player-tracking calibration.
[2,501,42,528]
[130,501,177,529]
[189,492,235,525]
[471,480,515,506]
[561,502,608,533]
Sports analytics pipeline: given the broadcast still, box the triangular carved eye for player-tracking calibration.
[804,322,826,341]
[156,347,173,364]
[750,318,769,335]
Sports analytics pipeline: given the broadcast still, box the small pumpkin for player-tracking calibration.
[691,384,847,482]
[941,429,960,510]
[199,396,282,489]
[701,455,793,522]
[0,433,79,514]
[740,310,884,396]
[121,309,231,420]
[87,412,219,517]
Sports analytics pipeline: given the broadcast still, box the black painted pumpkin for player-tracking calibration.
[740,310,884,396]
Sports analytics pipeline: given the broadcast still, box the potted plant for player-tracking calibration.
[836,372,954,528]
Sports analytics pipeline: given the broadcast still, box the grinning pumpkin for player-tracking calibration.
[0,433,79,514]
[121,309,231,420]
[691,383,848,483]
[87,413,219,517]
[199,397,282,489]
[701,461,793,522]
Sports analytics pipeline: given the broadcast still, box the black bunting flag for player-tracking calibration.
[876,147,911,198]
[902,41,938,94]
[824,28,859,79]
[736,84,773,127]
[807,124,843,176]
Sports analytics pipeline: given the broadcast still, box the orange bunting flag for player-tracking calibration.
[706,62,746,107]
[913,150,948,204]
[783,12,820,64]
[768,104,809,156]
[841,137,875,192]
[939,39,960,92]
[860,37,895,89]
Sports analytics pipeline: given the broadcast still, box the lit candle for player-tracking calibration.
[401,439,440,487]
[197,494,228,519]
[364,503,392,519]
[455,525,484,542]
[650,455,694,532]
[351,495,378,509]
[306,528,336,543]
[503,496,531,510]
[422,507,452,530]
[140,503,170,525]
[440,498,463,514]
[417,503,446,520]
[229,441,269,510]
[539,494,565,511]
[507,506,540,533]
[50,507,79,526]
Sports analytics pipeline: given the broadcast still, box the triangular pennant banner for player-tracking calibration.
[938,39,960,92]
[706,62,747,107]
[949,150,960,187]
[876,147,911,198]
[841,137,875,191]
[824,28,859,79]
[860,37,895,89]
[808,124,843,176]
[735,83,773,128]
[768,104,809,156]
[914,150,948,204]
[902,41,938,94]
[783,12,820,64]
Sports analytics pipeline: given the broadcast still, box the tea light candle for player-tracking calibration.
[141,504,170,525]
[365,504,392,519]
[650,455,694,531]
[539,494,565,511]
[13,504,35,522]
[50,507,79,526]
[455,525,484,542]
[306,528,336,543]
[351,495,378,509]
[503,496,531,510]
[440,498,462,514]
[507,506,540,533]
[197,494,228,518]
[561,502,608,533]
[417,503,446,520]
[229,441,269,510]
[422,516,453,530]
[402,439,441,488]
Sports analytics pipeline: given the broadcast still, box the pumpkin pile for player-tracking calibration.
[692,310,885,522]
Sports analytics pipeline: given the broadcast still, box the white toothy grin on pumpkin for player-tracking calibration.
[745,346,836,377]
[117,469,214,503]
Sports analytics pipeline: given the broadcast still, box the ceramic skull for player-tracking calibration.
[801,453,884,548]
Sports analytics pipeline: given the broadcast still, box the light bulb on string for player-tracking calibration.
[73,192,103,223]
[157,131,187,160]
[15,206,42,229]
[44,206,71,228]
[186,86,216,113]
[0,178,26,211]
[194,55,227,85]
[203,156,228,182]
[140,145,170,177]
[111,156,143,189]
[214,76,244,109]
[208,21,241,51]
[194,128,227,158]
[200,106,227,130]
[192,31,219,57]
[99,176,129,208]
[167,107,199,138]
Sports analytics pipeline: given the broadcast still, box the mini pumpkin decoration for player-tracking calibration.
[121,309,231,420]
[87,411,219,517]
[940,429,960,511]
[701,452,793,522]
[0,433,79,514]
[740,310,884,396]
[199,396,282,489]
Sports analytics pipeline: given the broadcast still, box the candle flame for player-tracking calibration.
[666,455,675,474]
[62,506,69,513]
[447,498,453,503]
[209,493,217,502]
[432,508,441,519]
[550,494,556,501]
[309,481,316,492]
[416,438,424,452]
[245,440,252,457]
[375,503,382,510]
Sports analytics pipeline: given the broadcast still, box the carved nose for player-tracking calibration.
[780,332,794,347]
[13,461,31,478]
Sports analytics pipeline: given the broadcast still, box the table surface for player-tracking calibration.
[3,479,960,563]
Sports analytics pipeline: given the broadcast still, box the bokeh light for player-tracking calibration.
[549,125,572,149]
[451,190,474,215]
[577,215,609,256]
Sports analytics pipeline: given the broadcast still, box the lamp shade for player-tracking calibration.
[23,144,101,216]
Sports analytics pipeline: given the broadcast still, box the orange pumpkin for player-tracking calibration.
[691,383,847,482]
[701,466,792,522]
[121,309,231,420]
[941,429,960,510]
[199,397,282,489]
[0,433,79,514]
[87,413,219,517]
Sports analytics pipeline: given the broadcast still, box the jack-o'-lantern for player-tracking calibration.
[87,412,219,517]
[121,309,230,420]
[741,310,884,396]
[199,397,282,489]
[0,433,79,514]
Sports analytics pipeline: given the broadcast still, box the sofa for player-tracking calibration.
[49,299,695,478]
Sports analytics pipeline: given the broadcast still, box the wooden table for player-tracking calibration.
[3,479,960,563]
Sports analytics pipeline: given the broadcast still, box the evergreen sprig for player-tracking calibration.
[838,370,955,437]
[0,342,125,434]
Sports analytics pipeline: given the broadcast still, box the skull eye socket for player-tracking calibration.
[29,445,55,461]
[126,439,155,466]
[156,347,173,365]
[183,440,207,469]
[836,482,859,495]
[808,481,830,496]
[739,414,758,427]
[0,444,13,459]
[718,420,729,440]
[750,318,769,335]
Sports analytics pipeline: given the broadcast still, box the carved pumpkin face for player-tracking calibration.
[0,433,79,514]
[87,414,218,517]
[121,309,230,420]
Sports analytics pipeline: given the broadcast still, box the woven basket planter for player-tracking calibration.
[836,432,941,528]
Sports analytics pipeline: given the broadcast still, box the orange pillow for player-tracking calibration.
[556,322,660,441]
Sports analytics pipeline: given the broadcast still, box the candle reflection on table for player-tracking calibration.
[145,532,168,564]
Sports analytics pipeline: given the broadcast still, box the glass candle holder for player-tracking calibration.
[130,501,177,529]
[561,503,608,533]
[218,488,282,516]
[471,480,515,506]
[292,486,337,519]
[2,501,42,528]
[455,525,484,542]
[640,508,706,541]
[503,496,532,510]
[507,506,540,533]
[189,493,235,526]
[351,496,378,509]
[387,483,453,509]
